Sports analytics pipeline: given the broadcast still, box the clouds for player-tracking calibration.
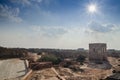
[10,0,44,5]
[10,0,31,5]
[31,26,67,38]
[1,0,120,49]
[85,21,119,42]
[0,4,22,22]
[87,21,118,33]
[31,0,43,3]
[10,0,42,5]
[0,0,45,23]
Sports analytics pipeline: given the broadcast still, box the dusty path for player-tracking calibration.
[51,67,66,80]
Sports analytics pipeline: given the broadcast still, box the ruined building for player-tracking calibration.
[89,43,107,63]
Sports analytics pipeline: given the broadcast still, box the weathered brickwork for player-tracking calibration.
[89,43,107,63]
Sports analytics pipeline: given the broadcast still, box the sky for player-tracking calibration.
[0,0,120,49]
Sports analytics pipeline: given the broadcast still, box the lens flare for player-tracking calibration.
[88,4,97,13]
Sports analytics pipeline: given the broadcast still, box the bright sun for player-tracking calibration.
[88,4,97,13]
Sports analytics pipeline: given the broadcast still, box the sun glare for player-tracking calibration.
[88,4,97,13]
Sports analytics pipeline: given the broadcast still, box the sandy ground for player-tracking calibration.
[29,66,112,80]
[29,68,59,80]
[28,57,119,80]
[108,57,120,67]
[55,67,113,80]
[0,59,27,80]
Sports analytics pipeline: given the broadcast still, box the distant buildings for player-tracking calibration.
[77,48,84,51]
[89,43,107,63]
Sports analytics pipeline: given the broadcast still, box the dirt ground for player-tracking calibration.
[28,57,119,80]
[29,66,112,80]
[107,57,120,67]
[29,68,59,80]
[55,67,112,80]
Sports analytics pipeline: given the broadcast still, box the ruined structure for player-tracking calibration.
[29,62,52,70]
[89,43,107,63]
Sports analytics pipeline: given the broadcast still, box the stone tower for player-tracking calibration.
[89,43,107,63]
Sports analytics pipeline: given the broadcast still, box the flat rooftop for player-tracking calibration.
[89,43,106,45]
[0,59,27,80]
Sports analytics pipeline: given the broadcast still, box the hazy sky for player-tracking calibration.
[0,0,120,49]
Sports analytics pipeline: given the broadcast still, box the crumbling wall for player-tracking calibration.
[89,43,107,63]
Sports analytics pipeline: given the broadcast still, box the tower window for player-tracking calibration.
[93,48,95,52]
